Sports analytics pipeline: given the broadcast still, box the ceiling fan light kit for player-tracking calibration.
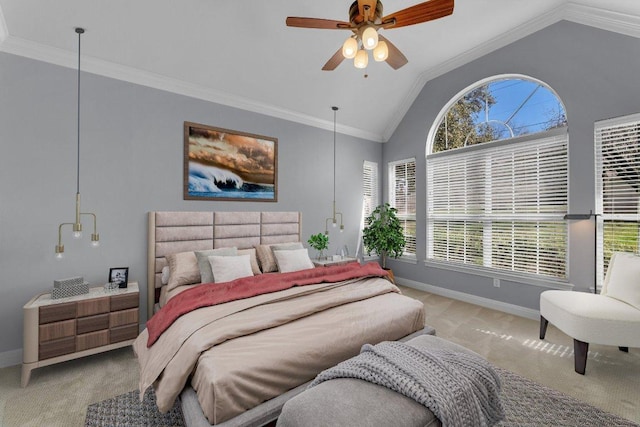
[354,49,368,69]
[342,36,358,59]
[373,40,388,62]
[361,25,379,50]
[286,0,454,71]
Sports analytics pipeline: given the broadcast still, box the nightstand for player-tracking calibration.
[22,282,139,387]
[312,256,358,267]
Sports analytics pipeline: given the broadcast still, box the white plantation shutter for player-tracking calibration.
[427,130,568,279]
[595,113,640,286]
[363,161,379,225]
[389,158,417,258]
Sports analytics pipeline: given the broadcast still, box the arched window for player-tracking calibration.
[426,75,568,280]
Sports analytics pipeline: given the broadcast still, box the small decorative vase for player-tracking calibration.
[317,250,326,260]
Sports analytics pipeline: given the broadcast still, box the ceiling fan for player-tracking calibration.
[286,0,454,71]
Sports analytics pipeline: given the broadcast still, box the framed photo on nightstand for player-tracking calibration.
[109,267,129,288]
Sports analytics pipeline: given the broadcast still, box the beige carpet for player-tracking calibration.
[399,286,640,424]
[1,287,638,426]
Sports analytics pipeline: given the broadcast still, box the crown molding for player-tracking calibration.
[0,35,383,143]
[564,2,640,39]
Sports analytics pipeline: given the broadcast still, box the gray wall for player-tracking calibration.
[0,52,380,355]
[3,19,640,358]
[383,20,640,310]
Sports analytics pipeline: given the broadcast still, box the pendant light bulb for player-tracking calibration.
[55,245,65,260]
[373,40,389,62]
[362,26,378,50]
[354,49,368,69]
[342,37,358,59]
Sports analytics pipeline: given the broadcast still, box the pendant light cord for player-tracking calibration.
[76,28,83,195]
[332,106,338,202]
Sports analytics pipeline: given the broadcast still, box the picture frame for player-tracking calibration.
[108,267,129,289]
[184,121,278,202]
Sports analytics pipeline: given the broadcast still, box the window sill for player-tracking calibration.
[389,256,418,265]
[423,259,574,290]
[363,255,418,265]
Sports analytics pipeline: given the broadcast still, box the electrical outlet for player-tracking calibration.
[493,278,500,288]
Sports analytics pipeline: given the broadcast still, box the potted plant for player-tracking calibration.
[363,203,406,269]
[307,232,329,260]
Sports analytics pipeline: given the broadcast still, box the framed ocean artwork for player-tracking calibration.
[183,121,278,202]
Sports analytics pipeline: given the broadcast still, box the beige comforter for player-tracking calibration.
[134,276,425,424]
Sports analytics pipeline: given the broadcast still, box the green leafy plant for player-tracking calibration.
[307,232,329,258]
[363,203,406,269]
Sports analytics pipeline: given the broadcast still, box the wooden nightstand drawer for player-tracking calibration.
[22,282,139,387]
[39,319,76,343]
[77,297,110,317]
[109,308,138,328]
[39,336,75,360]
[76,330,109,352]
[110,324,138,344]
[110,293,138,311]
[39,303,76,324]
[77,313,110,335]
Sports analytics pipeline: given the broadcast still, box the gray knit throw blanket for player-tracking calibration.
[309,341,505,427]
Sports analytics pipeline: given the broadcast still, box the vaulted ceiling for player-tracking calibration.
[1,1,639,142]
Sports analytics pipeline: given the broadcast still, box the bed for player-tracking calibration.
[135,211,429,426]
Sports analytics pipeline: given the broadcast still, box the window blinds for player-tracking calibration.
[595,113,640,283]
[389,158,417,257]
[427,131,568,279]
[363,161,379,225]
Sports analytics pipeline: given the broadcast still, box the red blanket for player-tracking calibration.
[146,262,388,347]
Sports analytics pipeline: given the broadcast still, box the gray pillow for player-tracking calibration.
[195,247,238,283]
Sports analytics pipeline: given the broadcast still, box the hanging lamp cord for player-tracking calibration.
[332,106,338,203]
[76,28,82,195]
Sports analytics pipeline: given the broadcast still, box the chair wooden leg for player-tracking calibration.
[539,316,549,339]
[619,347,629,352]
[574,339,588,375]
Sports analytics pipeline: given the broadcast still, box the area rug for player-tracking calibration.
[85,388,184,427]
[85,368,638,427]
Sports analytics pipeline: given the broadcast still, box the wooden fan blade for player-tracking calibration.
[381,0,454,29]
[322,48,346,71]
[379,34,408,69]
[286,17,352,30]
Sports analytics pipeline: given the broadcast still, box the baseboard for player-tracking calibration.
[0,348,22,369]
[396,276,540,321]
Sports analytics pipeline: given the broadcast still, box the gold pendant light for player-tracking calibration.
[55,27,100,259]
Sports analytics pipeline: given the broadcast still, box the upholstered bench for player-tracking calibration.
[276,335,481,427]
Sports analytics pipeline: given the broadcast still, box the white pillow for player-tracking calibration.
[603,252,640,310]
[161,266,170,285]
[208,254,254,283]
[273,248,314,273]
[195,247,238,283]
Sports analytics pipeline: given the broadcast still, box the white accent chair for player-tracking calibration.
[539,252,640,374]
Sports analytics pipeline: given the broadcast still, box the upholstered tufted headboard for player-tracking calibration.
[147,211,301,318]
